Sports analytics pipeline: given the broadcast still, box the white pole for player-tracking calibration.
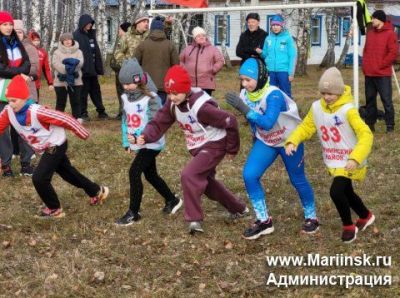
[352,2,359,108]
[392,66,400,102]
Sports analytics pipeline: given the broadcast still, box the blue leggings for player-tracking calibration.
[269,71,292,98]
[243,139,316,221]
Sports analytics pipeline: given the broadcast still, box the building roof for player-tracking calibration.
[92,0,169,6]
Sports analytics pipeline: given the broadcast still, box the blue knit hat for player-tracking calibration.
[150,18,164,31]
[271,14,285,27]
[239,58,259,80]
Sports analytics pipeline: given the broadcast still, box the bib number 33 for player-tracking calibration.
[320,125,341,142]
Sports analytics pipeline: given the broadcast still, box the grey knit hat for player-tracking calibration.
[318,67,345,95]
[133,11,150,25]
[119,58,144,85]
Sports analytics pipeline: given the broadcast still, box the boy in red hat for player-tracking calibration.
[0,75,109,218]
[137,65,248,234]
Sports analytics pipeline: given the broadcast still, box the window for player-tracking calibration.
[343,16,361,45]
[214,15,230,46]
[107,18,112,44]
[266,15,274,35]
[310,15,322,46]
[336,17,341,46]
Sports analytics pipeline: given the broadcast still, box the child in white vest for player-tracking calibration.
[286,67,375,243]
[0,75,109,218]
[115,59,182,226]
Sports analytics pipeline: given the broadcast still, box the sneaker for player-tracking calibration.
[31,154,36,160]
[98,112,109,119]
[188,221,204,234]
[229,206,250,220]
[243,218,274,240]
[302,218,320,234]
[90,186,109,205]
[342,225,358,243]
[36,207,65,219]
[115,210,141,226]
[20,164,34,177]
[81,114,90,122]
[162,197,183,215]
[77,118,83,124]
[1,165,14,177]
[356,212,375,231]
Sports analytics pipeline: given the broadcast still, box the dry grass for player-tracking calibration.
[0,67,399,297]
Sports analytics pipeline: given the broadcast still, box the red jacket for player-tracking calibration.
[362,21,399,77]
[35,47,54,89]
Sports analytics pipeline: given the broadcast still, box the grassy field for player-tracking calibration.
[0,67,399,297]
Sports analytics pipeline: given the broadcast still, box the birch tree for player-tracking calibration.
[74,0,83,29]
[96,0,108,61]
[41,0,52,50]
[240,0,246,33]
[320,8,338,68]
[295,0,312,75]
[221,0,231,68]
[31,0,41,32]
[50,0,60,53]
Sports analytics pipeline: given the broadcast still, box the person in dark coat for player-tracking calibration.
[73,14,108,121]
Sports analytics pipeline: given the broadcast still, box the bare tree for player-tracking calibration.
[320,8,338,68]
[240,0,246,33]
[50,0,61,53]
[295,0,312,75]
[221,0,232,68]
[41,0,53,49]
[31,0,41,32]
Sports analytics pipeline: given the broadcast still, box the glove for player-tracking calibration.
[225,92,250,116]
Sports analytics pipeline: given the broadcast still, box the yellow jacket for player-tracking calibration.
[286,86,373,180]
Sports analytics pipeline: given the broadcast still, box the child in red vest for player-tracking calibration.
[137,65,248,234]
[0,75,109,218]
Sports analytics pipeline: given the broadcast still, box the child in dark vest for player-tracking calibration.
[0,75,109,218]
[137,65,248,234]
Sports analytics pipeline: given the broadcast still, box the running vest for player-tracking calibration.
[174,91,226,150]
[240,86,301,147]
[312,101,363,168]
[7,104,66,154]
[122,93,165,151]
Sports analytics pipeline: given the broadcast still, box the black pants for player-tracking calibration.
[55,85,82,119]
[80,76,106,117]
[129,148,175,213]
[365,76,394,128]
[115,72,124,116]
[329,176,369,226]
[32,141,100,209]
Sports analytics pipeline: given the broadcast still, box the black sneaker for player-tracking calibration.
[162,197,183,215]
[188,221,204,234]
[342,225,358,243]
[2,165,14,177]
[20,164,34,177]
[98,112,109,119]
[81,114,90,122]
[302,218,320,234]
[386,126,394,133]
[115,210,141,226]
[243,218,274,240]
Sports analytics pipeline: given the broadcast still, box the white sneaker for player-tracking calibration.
[188,221,204,234]
[31,154,36,160]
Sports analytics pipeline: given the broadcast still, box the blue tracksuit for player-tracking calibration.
[243,89,316,221]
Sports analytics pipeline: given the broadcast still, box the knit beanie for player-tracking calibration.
[271,14,285,27]
[28,30,40,40]
[5,75,30,100]
[150,18,164,31]
[13,19,25,33]
[59,32,73,43]
[239,58,268,92]
[192,26,206,38]
[371,10,386,23]
[246,13,260,22]
[134,11,149,25]
[318,67,345,95]
[119,58,144,85]
[0,11,13,25]
[164,65,191,94]
[120,22,131,32]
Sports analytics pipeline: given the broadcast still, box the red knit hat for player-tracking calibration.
[164,65,191,94]
[5,75,30,100]
[0,11,14,25]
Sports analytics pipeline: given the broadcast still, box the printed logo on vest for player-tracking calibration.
[333,115,344,126]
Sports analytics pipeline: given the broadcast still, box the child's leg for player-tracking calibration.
[279,144,317,219]
[330,176,354,226]
[142,149,176,203]
[276,71,292,98]
[243,140,278,221]
[344,181,370,219]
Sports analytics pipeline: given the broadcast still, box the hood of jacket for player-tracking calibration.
[78,14,95,32]
[271,28,291,38]
[57,40,80,54]
[373,21,394,33]
[148,30,167,41]
[320,85,353,113]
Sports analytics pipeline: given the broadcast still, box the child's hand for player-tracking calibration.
[285,143,297,156]
[125,147,132,154]
[127,134,136,144]
[225,92,250,116]
[345,159,359,171]
[137,135,146,145]
[48,85,54,91]
[255,48,262,54]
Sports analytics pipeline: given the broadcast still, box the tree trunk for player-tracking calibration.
[50,0,60,54]
[240,0,246,33]
[41,0,52,50]
[21,0,28,24]
[221,0,231,68]
[336,29,352,68]
[97,0,107,61]
[295,2,311,76]
[74,0,83,30]
[320,8,338,68]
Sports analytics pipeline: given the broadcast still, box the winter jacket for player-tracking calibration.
[286,86,373,180]
[113,27,149,70]
[22,38,39,101]
[73,14,104,76]
[179,39,224,90]
[35,47,53,89]
[52,41,84,87]
[362,21,398,77]
[261,29,297,76]
[135,30,179,91]
[0,33,31,102]
[236,28,267,64]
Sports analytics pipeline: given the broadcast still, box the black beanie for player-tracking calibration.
[120,22,131,32]
[246,13,260,22]
[372,10,386,23]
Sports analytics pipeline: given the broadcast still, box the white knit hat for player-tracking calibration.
[192,26,206,38]
[318,67,345,95]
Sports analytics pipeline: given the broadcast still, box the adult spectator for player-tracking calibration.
[135,16,179,104]
[179,26,224,96]
[73,14,108,121]
[362,10,399,133]
[110,21,131,120]
[236,13,267,65]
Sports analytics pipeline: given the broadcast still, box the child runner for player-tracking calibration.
[115,59,182,226]
[137,65,248,234]
[225,57,318,240]
[0,75,109,218]
[285,67,375,243]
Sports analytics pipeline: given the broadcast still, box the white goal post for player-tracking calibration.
[149,2,360,106]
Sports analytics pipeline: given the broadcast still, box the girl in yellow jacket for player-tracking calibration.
[285,67,375,243]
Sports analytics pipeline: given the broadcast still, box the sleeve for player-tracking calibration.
[42,50,53,85]
[287,36,297,76]
[147,95,162,121]
[134,43,143,65]
[260,36,268,59]
[77,50,84,70]
[170,44,180,66]
[179,48,186,66]
[114,35,128,68]
[51,50,66,74]
[0,56,31,78]
[36,107,89,140]
[347,108,373,164]
[236,34,257,59]
[381,31,399,69]
[121,107,129,148]
[245,90,286,131]
[27,46,39,79]
[0,107,11,135]
[212,47,225,74]
[356,1,366,36]
[142,100,175,143]
[285,108,317,147]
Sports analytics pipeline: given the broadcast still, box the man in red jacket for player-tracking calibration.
[362,10,399,133]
